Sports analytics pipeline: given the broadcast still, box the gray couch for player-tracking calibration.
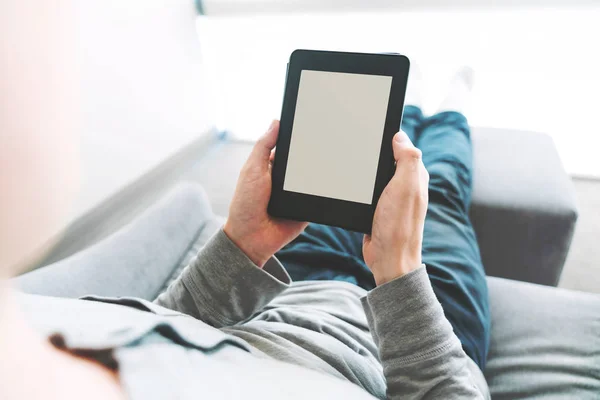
[470,127,578,286]
[16,175,599,398]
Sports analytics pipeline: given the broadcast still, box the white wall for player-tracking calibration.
[74,0,213,217]
[201,0,599,15]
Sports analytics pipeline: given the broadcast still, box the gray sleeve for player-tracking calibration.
[155,229,291,327]
[361,266,485,400]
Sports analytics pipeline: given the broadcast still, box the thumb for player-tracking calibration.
[392,130,421,171]
[363,234,371,247]
[251,120,279,163]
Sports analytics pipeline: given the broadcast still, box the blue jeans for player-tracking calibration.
[275,106,491,370]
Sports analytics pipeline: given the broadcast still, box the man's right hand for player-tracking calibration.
[363,130,429,286]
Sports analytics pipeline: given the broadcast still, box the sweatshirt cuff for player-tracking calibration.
[182,229,290,326]
[361,265,460,362]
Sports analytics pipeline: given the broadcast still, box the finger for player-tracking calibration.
[261,120,279,149]
[251,120,279,163]
[269,148,276,163]
[393,129,414,146]
[392,131,422,171]
[363,234,371,247]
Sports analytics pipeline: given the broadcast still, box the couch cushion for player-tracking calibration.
[485,276,600,399]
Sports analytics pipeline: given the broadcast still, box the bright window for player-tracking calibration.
[197,6,600,177]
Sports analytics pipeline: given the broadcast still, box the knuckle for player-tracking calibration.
[399,146,421,160]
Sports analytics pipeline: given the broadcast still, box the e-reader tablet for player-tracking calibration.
[268,49,410,234]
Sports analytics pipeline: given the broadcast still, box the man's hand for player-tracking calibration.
[363,130,429,286]
[224,120,308,267]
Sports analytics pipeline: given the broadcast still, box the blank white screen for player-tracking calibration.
[283,70,392,204]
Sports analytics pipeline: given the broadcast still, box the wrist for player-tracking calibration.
[372,255,422,286]
[223,222,271,268]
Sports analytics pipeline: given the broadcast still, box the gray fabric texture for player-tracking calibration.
[16,184,597,399]
[16,184,213,300]
[18,293,375,400]
[469,127,578,286]
[20,229,490,399]
[17,231,490,399]
[17,183,489,399]
[361,268,487,399]
[484,276,600,399]
[156,229,488,399]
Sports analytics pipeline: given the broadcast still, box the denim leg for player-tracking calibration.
[402,105,424,143]
[416,111,491,370]
[275,224,374,288]
[275,106,426,290]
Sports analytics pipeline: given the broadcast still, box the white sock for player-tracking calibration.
[404,64,424,110]
[437,66,475,115]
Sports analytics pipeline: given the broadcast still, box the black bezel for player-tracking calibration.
[268,49,410,234]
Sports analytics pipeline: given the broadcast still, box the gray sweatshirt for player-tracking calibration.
[21,229,489,399]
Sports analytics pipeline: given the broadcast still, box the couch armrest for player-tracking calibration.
[15,184,216,300]
[469,127,578,286]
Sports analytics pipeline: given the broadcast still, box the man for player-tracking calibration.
[0,1,489,398]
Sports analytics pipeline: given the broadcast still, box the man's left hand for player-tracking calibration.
[224,120,308,267]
